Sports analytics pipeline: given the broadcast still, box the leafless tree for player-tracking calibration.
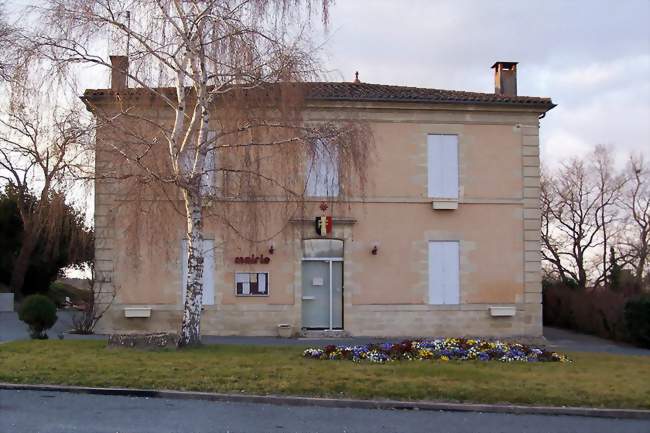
[590,145,626,286]
[618,154,650,284]
[71,263,116,334]
[0,1,17,81]
[32,0,371,347]
[542,146,649,290]
[541,151,620,289]
[0,73,93,295]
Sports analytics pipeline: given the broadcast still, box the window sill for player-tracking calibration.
[431,200,459,210]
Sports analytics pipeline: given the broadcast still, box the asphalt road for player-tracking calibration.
[1,390,648,433]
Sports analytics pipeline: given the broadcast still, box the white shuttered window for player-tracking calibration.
[428,241,460,305]
[202,130,218,196]
[427,134,459,199]
[181,239,215,305]
[179,130,218,197]
[306,138,340,197]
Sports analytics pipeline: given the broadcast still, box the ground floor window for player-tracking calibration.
[428,241,460,305]
[235,272,269,296]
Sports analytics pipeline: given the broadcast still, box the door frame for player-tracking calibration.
[301,257,344,330]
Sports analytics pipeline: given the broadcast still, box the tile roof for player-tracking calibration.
[304,82,554,109]
[83,82,555,110]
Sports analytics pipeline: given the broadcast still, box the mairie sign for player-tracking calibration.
[315,216,332,236]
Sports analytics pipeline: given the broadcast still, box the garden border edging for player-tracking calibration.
[1,382,649,420]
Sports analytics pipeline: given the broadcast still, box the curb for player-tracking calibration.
[2,383,650,420]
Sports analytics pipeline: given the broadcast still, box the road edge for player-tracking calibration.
[2,382,649,420]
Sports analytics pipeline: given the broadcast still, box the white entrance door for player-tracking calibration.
[301,239,343,330]
[301,259,343,329]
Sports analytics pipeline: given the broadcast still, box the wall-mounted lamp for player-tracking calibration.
[269,245,275,255]
[371,245,378,255]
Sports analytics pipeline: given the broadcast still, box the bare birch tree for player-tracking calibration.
[31,0,370,347]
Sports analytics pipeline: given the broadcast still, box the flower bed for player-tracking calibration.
[302,338,570,363]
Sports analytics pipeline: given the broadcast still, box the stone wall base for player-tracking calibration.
[345,304,542,338]
[97,303,542,338]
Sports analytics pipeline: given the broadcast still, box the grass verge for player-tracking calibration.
[0,340,648,409]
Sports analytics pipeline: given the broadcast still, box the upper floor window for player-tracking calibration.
[306,138,339,197]
[179,130,219,197]
[427,134,459,200]
[202,130,218,196]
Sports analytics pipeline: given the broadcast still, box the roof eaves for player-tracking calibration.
[307,94,556,111]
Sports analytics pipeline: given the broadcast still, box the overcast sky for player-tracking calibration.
[6,0,649,167]
[317,0,650,167]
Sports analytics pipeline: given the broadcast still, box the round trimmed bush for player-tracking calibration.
[624,295,650,348]
[18,294,58,339]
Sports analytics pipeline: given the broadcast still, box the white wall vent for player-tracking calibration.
[489,306,516,317]
[124,307,152,318]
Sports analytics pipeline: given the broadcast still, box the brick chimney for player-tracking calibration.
[109,55,129,90]
[491,61,517,96]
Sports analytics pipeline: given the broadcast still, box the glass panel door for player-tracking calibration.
[331,261,343,329]
[301,261,330,328]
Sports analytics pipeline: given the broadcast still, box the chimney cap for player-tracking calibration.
[491,61,518,69]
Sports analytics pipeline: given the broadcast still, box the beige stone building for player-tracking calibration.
[86,61,555,338]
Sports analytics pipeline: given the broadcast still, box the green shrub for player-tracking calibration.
[48,281,69,307]
[18,294,57,339]
[624,296,650,348]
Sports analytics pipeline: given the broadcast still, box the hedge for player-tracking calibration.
[543,284,650,347]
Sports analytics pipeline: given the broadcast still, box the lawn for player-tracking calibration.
[0,340,649,409]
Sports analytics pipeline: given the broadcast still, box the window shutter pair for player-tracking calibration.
[179,130,219,196]
[306,138,340,197]
[427,134,459,199]
[428,241,460,305]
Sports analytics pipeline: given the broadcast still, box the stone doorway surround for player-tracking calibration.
[290,217,356,335]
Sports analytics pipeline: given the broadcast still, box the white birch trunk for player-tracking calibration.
[178,191,205,346]
[177,11,211,346]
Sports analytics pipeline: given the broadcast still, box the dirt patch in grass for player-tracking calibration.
[0,340,648,409]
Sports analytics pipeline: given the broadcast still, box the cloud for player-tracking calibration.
[534,54,649,166]
[320,0,650,165]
